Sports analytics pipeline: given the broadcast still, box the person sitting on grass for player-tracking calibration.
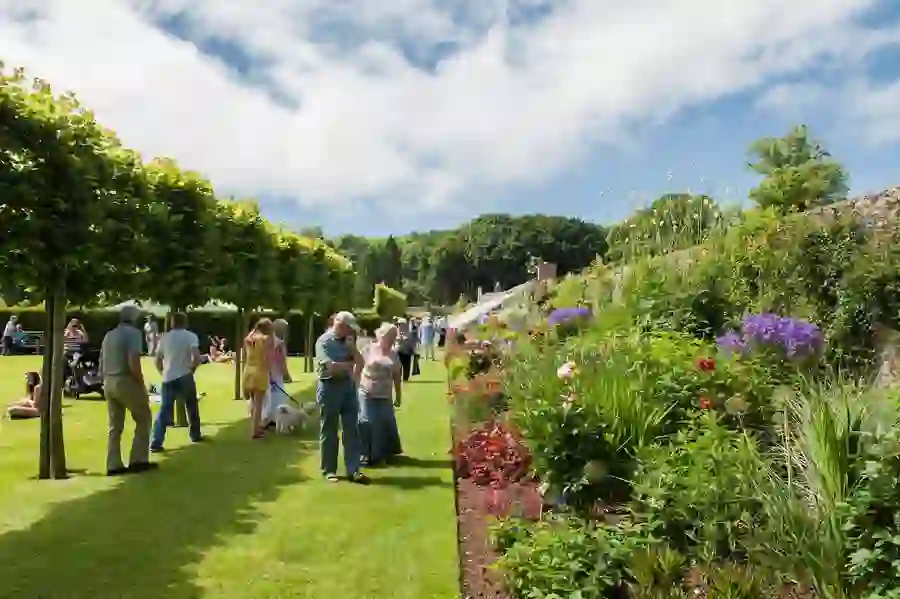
[207,336,234,363]
[7,372,42,420]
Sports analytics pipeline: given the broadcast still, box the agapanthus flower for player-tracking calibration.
[548,307,592,328]
[716,331,746,356]
[718,313,823,360]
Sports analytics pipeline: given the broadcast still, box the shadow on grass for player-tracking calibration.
[369,474,452,490]
[389,455,452,469]
[0,396,316,599]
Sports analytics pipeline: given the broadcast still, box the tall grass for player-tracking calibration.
[759,378,894,598]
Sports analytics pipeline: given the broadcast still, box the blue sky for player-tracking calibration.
[3,0,900,236]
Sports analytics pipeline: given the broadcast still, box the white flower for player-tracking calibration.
[556,361,576,380]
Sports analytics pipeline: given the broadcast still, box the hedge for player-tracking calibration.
[0,307,385,355]
[373,283,408,320]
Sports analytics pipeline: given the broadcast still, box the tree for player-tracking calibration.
[0,66,151,478]
[748,125,848,214]
[382,236,403,288]
[212,200,281,400]
[134,160,220,424]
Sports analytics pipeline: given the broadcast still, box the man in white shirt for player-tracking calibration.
[2,315,17,356]
[150,312,203,452]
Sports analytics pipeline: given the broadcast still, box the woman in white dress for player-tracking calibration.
[262,318,292,428]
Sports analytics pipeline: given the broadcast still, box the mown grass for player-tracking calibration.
[0,356,458,599]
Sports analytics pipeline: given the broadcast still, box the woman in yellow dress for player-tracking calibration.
[243,318,274,439]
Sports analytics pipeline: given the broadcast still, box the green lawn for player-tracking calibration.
[0,356,458,599]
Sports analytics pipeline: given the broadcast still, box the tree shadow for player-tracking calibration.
[389,455,453,469]
[368,474,453,490]
[0,411,314,598]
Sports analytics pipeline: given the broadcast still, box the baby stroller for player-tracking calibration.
[63,347,104,399]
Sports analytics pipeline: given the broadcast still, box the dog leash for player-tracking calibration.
[269,380,303,408]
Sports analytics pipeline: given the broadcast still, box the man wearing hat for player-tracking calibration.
[99,305,157,476]
[314,311,368,484]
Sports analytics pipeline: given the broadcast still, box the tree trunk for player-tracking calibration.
[233,307,244,400]
[38,293,55,479]
[171,308,188,427]
[49,283,68,478]
[305,314,315,373]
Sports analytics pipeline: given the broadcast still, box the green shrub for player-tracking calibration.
[581,208,900,374]
[632,416,770,562]
[492,516,653,599]
[373,283,407,320]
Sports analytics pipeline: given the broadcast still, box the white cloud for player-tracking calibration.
[847,78,900,145]
[0,0,897,213]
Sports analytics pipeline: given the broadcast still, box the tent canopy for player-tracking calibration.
[447,280,535,331]
[106,300,240,317]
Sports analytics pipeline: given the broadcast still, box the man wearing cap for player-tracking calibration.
[100,305,157,476]
[314,310,368,484]
[2,314,18,356]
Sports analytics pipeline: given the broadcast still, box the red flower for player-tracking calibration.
[696,357,716,372]
[699,396,712,410]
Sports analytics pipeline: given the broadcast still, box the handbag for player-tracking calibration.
[412,353,421,376]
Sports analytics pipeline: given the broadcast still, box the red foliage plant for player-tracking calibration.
[452,421,532,488]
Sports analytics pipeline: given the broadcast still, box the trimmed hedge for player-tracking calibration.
[0,307,386,354]
[0,308,328,356]
[373,283,407,320]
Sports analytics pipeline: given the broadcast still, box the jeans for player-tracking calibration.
[151,374,201,450]
[317,380,361,476]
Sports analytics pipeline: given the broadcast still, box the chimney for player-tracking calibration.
[536,262,557,282]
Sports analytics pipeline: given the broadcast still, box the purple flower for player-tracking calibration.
[716,331,746,356]
[719,313,823,360]
[548,307,592,328]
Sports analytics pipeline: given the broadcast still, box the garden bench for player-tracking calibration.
[19,331,43,354]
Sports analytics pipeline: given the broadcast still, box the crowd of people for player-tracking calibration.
[5,305,445,484]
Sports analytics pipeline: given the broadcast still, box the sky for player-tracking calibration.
[3,0,900,237]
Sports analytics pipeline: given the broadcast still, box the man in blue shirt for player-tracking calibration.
[315,311,368,484]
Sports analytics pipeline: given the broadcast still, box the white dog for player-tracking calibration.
[275,402,315,434]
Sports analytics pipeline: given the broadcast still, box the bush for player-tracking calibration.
[632,416,770,562]
[597,209,900,374]
[492,517,654,599]
[353,308,382,335]
[0,307,326,355]
[373,283,407,320]
[505,328,784,508]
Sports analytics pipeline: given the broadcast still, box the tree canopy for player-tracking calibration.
[748,124,848,214]
[333,215,608,306]
[0,63,356,479]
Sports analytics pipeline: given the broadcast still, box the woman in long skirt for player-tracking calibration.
[358,322,403,466]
